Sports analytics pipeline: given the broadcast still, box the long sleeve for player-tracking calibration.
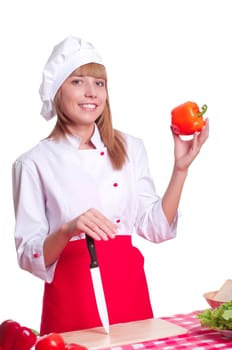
[12,158,57,282]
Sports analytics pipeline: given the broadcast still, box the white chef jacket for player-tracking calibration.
[12,125,177,283]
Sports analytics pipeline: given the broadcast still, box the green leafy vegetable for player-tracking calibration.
[197,301,232,330]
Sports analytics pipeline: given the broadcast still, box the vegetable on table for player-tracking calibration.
[35,333,88,350]
[0,319,21,350]
[35,333,66,350]
[0,319,38,350]
[171,101,207,135]
[197,301,232,330]
[12,326,37,350]
[0,319,88,350]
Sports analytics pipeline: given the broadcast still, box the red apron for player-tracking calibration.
[40,235,153,335]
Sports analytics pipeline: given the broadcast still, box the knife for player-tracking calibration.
[86,235,110,334]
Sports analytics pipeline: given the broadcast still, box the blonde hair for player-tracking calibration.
[48,63,127,170]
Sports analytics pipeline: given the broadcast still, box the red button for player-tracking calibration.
[100,151,104,156]
[113,182,118,187]
[33,252,39,258]
[116,219,121,223]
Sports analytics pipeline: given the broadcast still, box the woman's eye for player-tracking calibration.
[96,80,105,87]
[72,79,82,85]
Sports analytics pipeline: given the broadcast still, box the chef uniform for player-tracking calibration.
[12,36,178,335]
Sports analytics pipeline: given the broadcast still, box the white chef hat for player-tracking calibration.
[39,36,104,120]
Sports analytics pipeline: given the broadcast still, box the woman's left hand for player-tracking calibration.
[171,118,209,171]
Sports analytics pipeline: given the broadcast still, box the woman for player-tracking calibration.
[12,36,209,335]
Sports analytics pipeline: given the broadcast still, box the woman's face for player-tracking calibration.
[58,71,107,128]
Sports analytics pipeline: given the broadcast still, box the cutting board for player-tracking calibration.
[61,318,187,349]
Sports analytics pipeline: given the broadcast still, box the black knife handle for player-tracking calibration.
[86,235,99,268]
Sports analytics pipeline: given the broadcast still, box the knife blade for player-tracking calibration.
[86,235,109,334]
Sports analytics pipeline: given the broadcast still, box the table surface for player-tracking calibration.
[101,310,232,350]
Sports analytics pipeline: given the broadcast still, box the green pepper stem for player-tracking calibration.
[31,328,40,336]
[197,104,208,117]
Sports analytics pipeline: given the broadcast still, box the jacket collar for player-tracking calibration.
[65,124,104,149]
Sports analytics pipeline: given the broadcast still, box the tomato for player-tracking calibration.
[171,101,207,135]
[35,333,66,350]
[65,344,88,350]
[12,326,37,350]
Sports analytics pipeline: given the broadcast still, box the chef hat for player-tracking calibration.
[39,36,104,120]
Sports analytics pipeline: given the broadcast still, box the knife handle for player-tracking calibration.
[86,235,99,268]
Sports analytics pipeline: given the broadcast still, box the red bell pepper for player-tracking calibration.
[0,319,20,350]
[171,101,207,135]
[12,326,37,350]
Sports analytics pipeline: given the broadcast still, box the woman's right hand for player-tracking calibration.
[44,208,117,267]
[63,208,117,240]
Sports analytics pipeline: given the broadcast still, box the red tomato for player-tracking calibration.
[171,101,207,135]
[35,333,66,350]
[65,344,88,350]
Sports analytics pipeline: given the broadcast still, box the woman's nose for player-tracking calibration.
[84,82,97,98]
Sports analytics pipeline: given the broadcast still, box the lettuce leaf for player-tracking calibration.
[197,301,232,330]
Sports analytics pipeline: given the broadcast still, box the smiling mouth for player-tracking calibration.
[79,103,97,109]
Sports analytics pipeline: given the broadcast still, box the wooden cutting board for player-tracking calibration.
[61,318,187,349]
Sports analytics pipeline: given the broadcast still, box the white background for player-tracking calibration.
[0,0,231,332]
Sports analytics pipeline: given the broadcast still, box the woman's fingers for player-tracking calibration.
[76,208,117,240]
